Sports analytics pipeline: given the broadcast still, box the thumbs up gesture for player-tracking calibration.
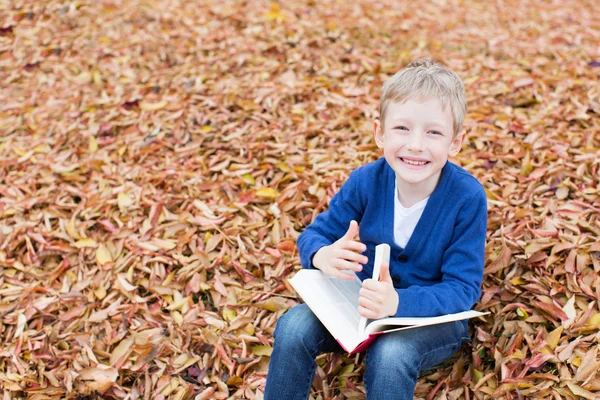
[358,262,399,319]
[312,220,369,281]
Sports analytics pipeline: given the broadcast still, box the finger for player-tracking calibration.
[336,249,368,265]
[358,306,377,319]
[333,270,358,281]
[361,279,380,291]
[342,220,359,240]
[359,288,384,304]
[334,259,363,272]
[358,298,380,317]
[340,240,367,254]
[379,262,393,284]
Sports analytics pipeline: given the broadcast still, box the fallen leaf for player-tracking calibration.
[78,367,118,394]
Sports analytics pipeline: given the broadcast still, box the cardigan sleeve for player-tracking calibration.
[297,170,365,269]
[394,188,487,317]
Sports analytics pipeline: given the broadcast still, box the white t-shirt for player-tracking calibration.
[394,180,429,248]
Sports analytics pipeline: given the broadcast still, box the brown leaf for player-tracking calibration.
[78,367,118,394]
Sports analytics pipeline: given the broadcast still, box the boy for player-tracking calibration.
[265,58,487,399]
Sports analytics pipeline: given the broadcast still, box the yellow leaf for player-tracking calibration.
[338,364,354,375]
[33,144,51,153]
[587,312,600,326]
[516,307,529,320]
[89,136,98,153]
[254,297,289,312]
[277,162,291,173]
[66,217,81,240]
[472,368,484,384]
[509,276,525,285]
[118,146,127,156]
[94,286,106,300]
[74,238,98,249]
[263,10,286,20]
[226,376,243,387]
[110,336,134,366]
[150,238,177,251]
[171,311,183,326]
[507,348,525,359]
[223,307,237,321]
[545,326,563,350]
[251,345,273,356]
[240,173,255,184]
[256,187,279,200]
[163,271,176,286]
[93,71,102,84]
[140,101,167,111]
[160,377,179,396]
[524,241,554,255]
[241,323,254,336]
[520,152,533,177]
[117,192,133,211]
[13,147,27,156]
[166,296,191,311]
[96,245,112,265]
[17,150,34,163]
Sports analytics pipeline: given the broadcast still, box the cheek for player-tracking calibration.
[383,136,401,150]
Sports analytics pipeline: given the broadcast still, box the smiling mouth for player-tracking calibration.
[400,157,429,166]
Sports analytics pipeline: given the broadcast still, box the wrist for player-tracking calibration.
[387,291,399,317]
[312,246,327,270]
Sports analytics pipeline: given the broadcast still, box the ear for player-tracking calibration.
[374,117,384,149]
[448,131,465,157]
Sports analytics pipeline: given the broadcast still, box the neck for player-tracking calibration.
[396,172,441,208]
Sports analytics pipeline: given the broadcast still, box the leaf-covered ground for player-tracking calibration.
[1,0,600,399]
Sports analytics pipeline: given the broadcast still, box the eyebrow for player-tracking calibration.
[390,120,449,130]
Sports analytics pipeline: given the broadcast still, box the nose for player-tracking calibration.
[407,132,424,152]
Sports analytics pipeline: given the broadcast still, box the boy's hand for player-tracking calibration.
[312,220,368,281]
[358,262,399,319]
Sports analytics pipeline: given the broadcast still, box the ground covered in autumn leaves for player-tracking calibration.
[1,0,600,399]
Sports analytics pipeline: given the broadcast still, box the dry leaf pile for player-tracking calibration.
[1,0,599,399]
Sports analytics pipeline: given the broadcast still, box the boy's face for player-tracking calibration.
[374,98,465,192]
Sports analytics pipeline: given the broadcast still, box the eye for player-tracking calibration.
[429,130,443,136]
[393,126,409,131]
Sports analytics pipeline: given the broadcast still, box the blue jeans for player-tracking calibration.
[264,304,470,400]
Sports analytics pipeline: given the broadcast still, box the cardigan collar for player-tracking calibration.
[384,161,455,255]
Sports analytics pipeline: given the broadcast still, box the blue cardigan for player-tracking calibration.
[297,158,487,318]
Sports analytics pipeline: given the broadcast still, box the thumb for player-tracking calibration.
[343,220,359,239]
[379,262,393,284]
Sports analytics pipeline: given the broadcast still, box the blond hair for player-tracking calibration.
[379,58,466,136]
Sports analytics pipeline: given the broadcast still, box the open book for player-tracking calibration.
[288,244,488,354]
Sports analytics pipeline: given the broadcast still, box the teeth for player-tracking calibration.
[402,158,427,166]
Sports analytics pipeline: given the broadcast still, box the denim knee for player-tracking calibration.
[364,322,467,399]
[273,304,329,355]
[367,335,421,375]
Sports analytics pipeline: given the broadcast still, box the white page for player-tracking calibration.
[288,270,368,351]
[365,310,488,335]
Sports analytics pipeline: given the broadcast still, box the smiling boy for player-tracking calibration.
[265,58,488,399]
